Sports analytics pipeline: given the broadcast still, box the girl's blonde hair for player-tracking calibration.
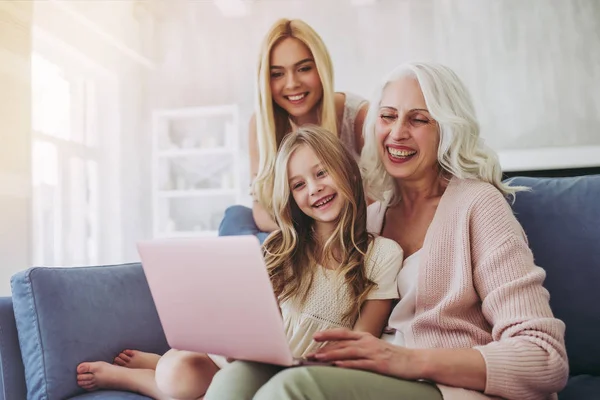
[263,125,375,323]
[360,61,528,205]
[253,18,337,214]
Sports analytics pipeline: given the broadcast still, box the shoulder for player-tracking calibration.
[335,92,368,112]
[334,92,346,117]
[365,236,404,276]
[448,178,525,245]
[448,177,508,211]
[367,236,404,267]
[370,236,403,257]
[367,200,388,234]
[340,91,368,107]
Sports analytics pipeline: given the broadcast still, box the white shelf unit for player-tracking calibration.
[152,105,242,239]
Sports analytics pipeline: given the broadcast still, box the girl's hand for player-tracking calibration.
[308,328,422,380]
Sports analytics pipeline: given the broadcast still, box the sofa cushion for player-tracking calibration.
[559,375,600,400]
[508,175,600,376]
[70,390,151,399]
[11,263,170,400]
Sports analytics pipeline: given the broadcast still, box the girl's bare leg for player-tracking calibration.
[77,362,169,400]
[155,349,220,400]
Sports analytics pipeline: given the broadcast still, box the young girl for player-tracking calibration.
[76,126,403,399]
[219,18,369,240]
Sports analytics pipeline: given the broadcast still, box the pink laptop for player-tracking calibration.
[137,235,322,367]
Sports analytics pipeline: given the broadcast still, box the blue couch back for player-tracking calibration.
[508,175,600,376]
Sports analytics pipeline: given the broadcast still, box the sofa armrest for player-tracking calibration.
[10,263,170,399]
[0,297,26,400]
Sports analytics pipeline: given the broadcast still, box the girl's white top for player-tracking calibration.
[281,236,403,358]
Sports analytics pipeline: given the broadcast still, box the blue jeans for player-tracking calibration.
[218,205,269,244]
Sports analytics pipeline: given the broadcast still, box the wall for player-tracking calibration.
[434,0,600,150]
[146,0,600,176]
[0,1,32,295]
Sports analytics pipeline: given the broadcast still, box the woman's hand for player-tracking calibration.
[307,328,422,381]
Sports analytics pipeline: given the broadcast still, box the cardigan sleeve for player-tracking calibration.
[469,186,569,399]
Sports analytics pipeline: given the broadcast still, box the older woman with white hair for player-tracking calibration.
[205,62,569,400]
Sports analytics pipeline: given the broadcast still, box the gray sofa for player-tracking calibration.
[0,175,599,399]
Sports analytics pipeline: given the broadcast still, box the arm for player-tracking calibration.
[465,188,569,398]
[415,347,486,390]
[405,239,569,397]
[353,299,393,337]
[248,114,278,233]
[252,203,278,233]
[311,329,486,391]
[352,238,403,337]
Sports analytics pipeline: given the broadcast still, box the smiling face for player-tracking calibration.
[269,37,323,124]
[287,144,344,234]
[376,76,441,181]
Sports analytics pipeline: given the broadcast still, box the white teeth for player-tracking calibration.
[288,94,305,101]
[387,147,416,157]
[314,195,334,207]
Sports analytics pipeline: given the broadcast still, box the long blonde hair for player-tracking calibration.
[253,18,337,214]
[264,125,375,323]
[361,62,528,205]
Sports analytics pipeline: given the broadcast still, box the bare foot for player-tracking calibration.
[77,361,167,399]
[77,361,125,391]
[113,349,161,370]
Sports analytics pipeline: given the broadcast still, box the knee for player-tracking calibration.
[224,205,252,220]
[207,361,248,394]
[254,368,311,400]
[218,205,256,236]
[154,350,184,396]
[155,350,211,398]
[205,361,280,400]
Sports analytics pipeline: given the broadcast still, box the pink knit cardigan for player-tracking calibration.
[367,177,569,400]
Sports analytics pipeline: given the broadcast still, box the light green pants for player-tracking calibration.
[205,361,443,400]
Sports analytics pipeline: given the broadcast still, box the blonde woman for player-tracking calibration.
[77,126,403,399]
[205,62,569,400]
[219,18,368,241]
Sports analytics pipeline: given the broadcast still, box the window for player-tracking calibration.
[31,45,119,266]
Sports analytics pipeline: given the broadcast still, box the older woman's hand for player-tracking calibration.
[308,328,422,380]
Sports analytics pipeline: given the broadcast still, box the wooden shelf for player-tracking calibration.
[152,105,242,240]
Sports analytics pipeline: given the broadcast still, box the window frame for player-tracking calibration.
[31,26,122,266]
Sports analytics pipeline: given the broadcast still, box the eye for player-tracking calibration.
[291,181,305,190]
[379,113,396,122]
[410,117,430,125]
[270,71,283,79]
[316,169,327,178]
[298,65,312,73]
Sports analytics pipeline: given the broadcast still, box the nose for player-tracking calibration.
[307,179,323,197]
[284,72,300,90]
[388,117,410,142]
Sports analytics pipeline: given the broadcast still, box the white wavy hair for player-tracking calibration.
[360,61,527,204]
